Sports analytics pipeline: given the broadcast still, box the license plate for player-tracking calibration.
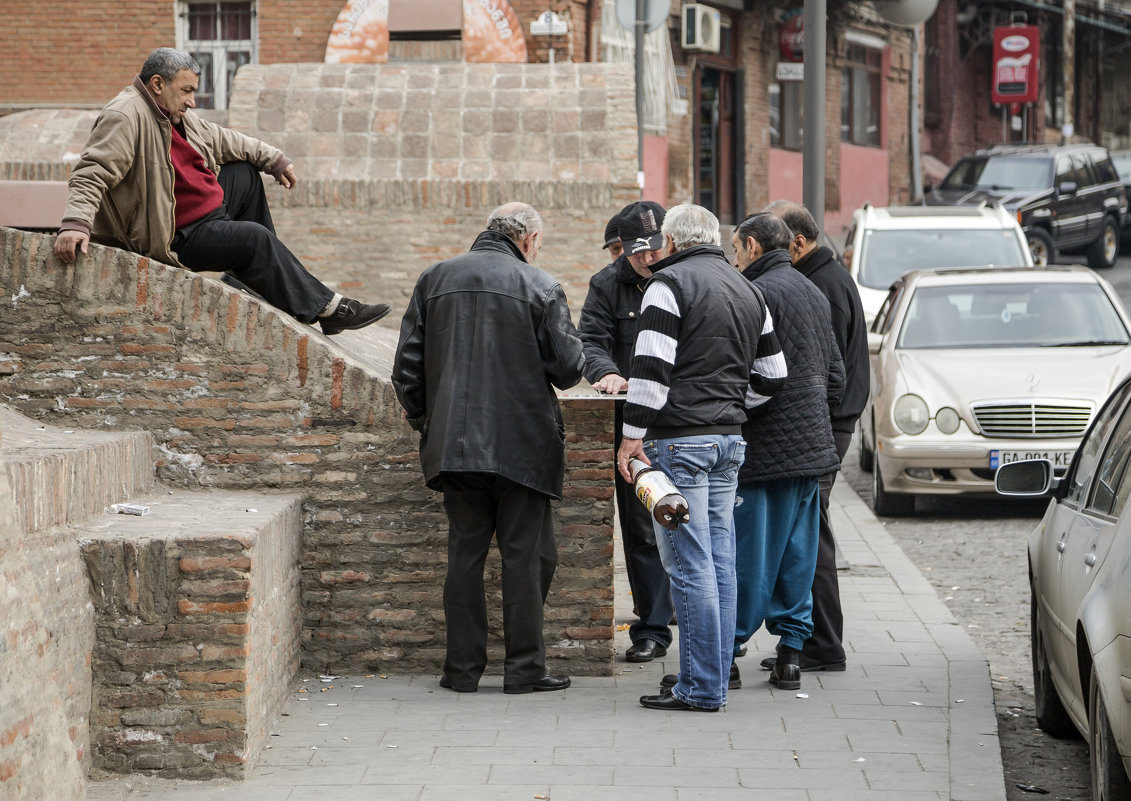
[990,449,1075,470]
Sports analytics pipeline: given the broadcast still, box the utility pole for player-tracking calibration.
[802,0,827,232]
[1062,0,1075,141]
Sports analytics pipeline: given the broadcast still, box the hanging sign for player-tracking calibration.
[992,25,1039,105]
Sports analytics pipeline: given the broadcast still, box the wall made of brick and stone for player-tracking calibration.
[0,227,617,677]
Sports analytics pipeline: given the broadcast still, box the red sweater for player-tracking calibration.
[170,123,225,229]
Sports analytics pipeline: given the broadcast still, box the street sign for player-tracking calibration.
[615,0,667,34]
[992,25,1039,105]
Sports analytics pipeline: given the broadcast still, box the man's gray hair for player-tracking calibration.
[735,212,793,253]
[486,202,542,246]
[763,200,820,243]
[661,203,720,251]
[140,48,202,83]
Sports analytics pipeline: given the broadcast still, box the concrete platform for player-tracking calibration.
[87,480,1005,801]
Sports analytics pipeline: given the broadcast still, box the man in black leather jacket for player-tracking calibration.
[392,202,585,695]
[578,202,673,663]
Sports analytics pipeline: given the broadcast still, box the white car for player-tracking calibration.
[859,266,1131,515]
[842,203,1033,325]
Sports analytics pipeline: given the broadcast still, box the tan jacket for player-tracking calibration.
[60,76,289,268]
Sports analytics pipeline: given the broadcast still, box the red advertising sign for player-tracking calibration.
[992,25,1039,104]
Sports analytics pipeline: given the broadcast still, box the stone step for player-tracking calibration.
[1,404,152,537]
[79,489,303,779]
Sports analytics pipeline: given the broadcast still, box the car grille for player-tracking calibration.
[970,401,1093,438]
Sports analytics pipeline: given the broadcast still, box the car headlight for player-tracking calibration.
[935,407,960,435]
[894,394,930,435]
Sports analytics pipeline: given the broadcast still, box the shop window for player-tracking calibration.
[841,42,882,147]
[769,81,803,151]
[178,1,255,110]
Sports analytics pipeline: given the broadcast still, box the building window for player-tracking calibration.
[841,42,882,147]
[178,1,255,110]
[769,81,803,151]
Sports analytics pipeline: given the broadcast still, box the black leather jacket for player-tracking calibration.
[578,254,647,383]
[392,231,585,498]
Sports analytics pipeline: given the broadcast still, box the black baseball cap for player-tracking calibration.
[602,212,623,249]
[619,201,666,255]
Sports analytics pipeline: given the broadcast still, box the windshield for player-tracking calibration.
[897,283,1131,349]
[857,228,1029,289]
[939,155,1053,191]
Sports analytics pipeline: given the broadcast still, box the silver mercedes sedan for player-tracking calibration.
[858,266,1131,516]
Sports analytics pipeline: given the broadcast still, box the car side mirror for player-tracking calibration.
[995,459,1058,496]
[1057,181,1078,196]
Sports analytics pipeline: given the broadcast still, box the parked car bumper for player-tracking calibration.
[875,434,1081,496]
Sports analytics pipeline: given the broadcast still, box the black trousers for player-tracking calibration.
[613,402,673,647]
[171,161,334,323]
[803,429,852,663]
[440,472,558,690]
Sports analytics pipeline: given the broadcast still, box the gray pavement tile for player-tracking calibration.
[549,786,678,801]
[864,767,950,792]
[90,781,289,801]
[795,749,932,772]
[876,690,953,707]
[612,730,732,749]
[418,784,544,801]
[441,712,560,730]
[356,745,437,765]
[489,765,616,784]
[360,764,491,785]
[288,787,422,801]
[672,747,798,769]
[261,729,385,748]
[832,702,948,722]
[845,732,950,755]
[431,745,555,765]
[496,728,614,748]
[613,765,741,788]
[553,745,674,766]
[808,791,947,801]
[780,717,901,737]
[256,746,316,766]
[736,766,870,790]
[729,730,851,751]
[676,789,807,801]
[244,764,368,785]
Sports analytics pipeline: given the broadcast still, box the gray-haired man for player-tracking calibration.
[54,47,389,335]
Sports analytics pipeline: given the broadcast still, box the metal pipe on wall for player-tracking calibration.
[803,0,827,232]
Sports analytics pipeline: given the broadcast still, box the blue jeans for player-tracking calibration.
[733,477,820,654]
[645,433,746,709]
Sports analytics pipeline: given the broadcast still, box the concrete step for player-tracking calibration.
[0,404,152,537]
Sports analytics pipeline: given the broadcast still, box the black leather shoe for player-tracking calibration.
[769,647,802,690]
[503,674,571,694]
[319,298,392,335]
[438,675,477,693]
[625,640,667,663]
[735,643,748,658]
[760,654,847,672]
[660,662,741,691]
[639,693,718,712]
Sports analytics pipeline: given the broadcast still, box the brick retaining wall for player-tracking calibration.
[0,228,617,677]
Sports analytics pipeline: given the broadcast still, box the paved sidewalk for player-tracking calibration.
[88,482,1006,801]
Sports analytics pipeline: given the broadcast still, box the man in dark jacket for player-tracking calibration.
[764,200,869,674]
[578,201,673,663]
[392,202,585,695]
[616,203,787,712]
[729,212,845,692]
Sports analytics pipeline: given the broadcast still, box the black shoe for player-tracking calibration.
[760,654,847,672]
[639,693,718,712]
[735,643,748,658]
[660,662,741,691]
[319,298,392,335]
[503,674,571,694]
[438,675,477,693]
[769,647,802,690]
[625,640,667,663]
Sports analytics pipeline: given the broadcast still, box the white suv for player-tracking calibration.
[843,203,1033,325]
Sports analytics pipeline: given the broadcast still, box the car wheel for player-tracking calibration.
[1031,585,1077,737]
[871,439,914,516]
[1087,217,1120,269]
[1028,228,1056,266]
[1089,663,1131,800]
[858,424,874,473]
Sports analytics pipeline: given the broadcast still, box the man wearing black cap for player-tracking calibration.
[578,201,673,662]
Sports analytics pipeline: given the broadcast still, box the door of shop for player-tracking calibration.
[696,67,743,225]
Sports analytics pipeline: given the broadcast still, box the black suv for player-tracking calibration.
[925,143,1126,268]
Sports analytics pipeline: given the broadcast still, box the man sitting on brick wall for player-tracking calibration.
[53,47,389,336]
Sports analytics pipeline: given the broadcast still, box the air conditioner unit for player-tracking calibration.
[682,4,721,53]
